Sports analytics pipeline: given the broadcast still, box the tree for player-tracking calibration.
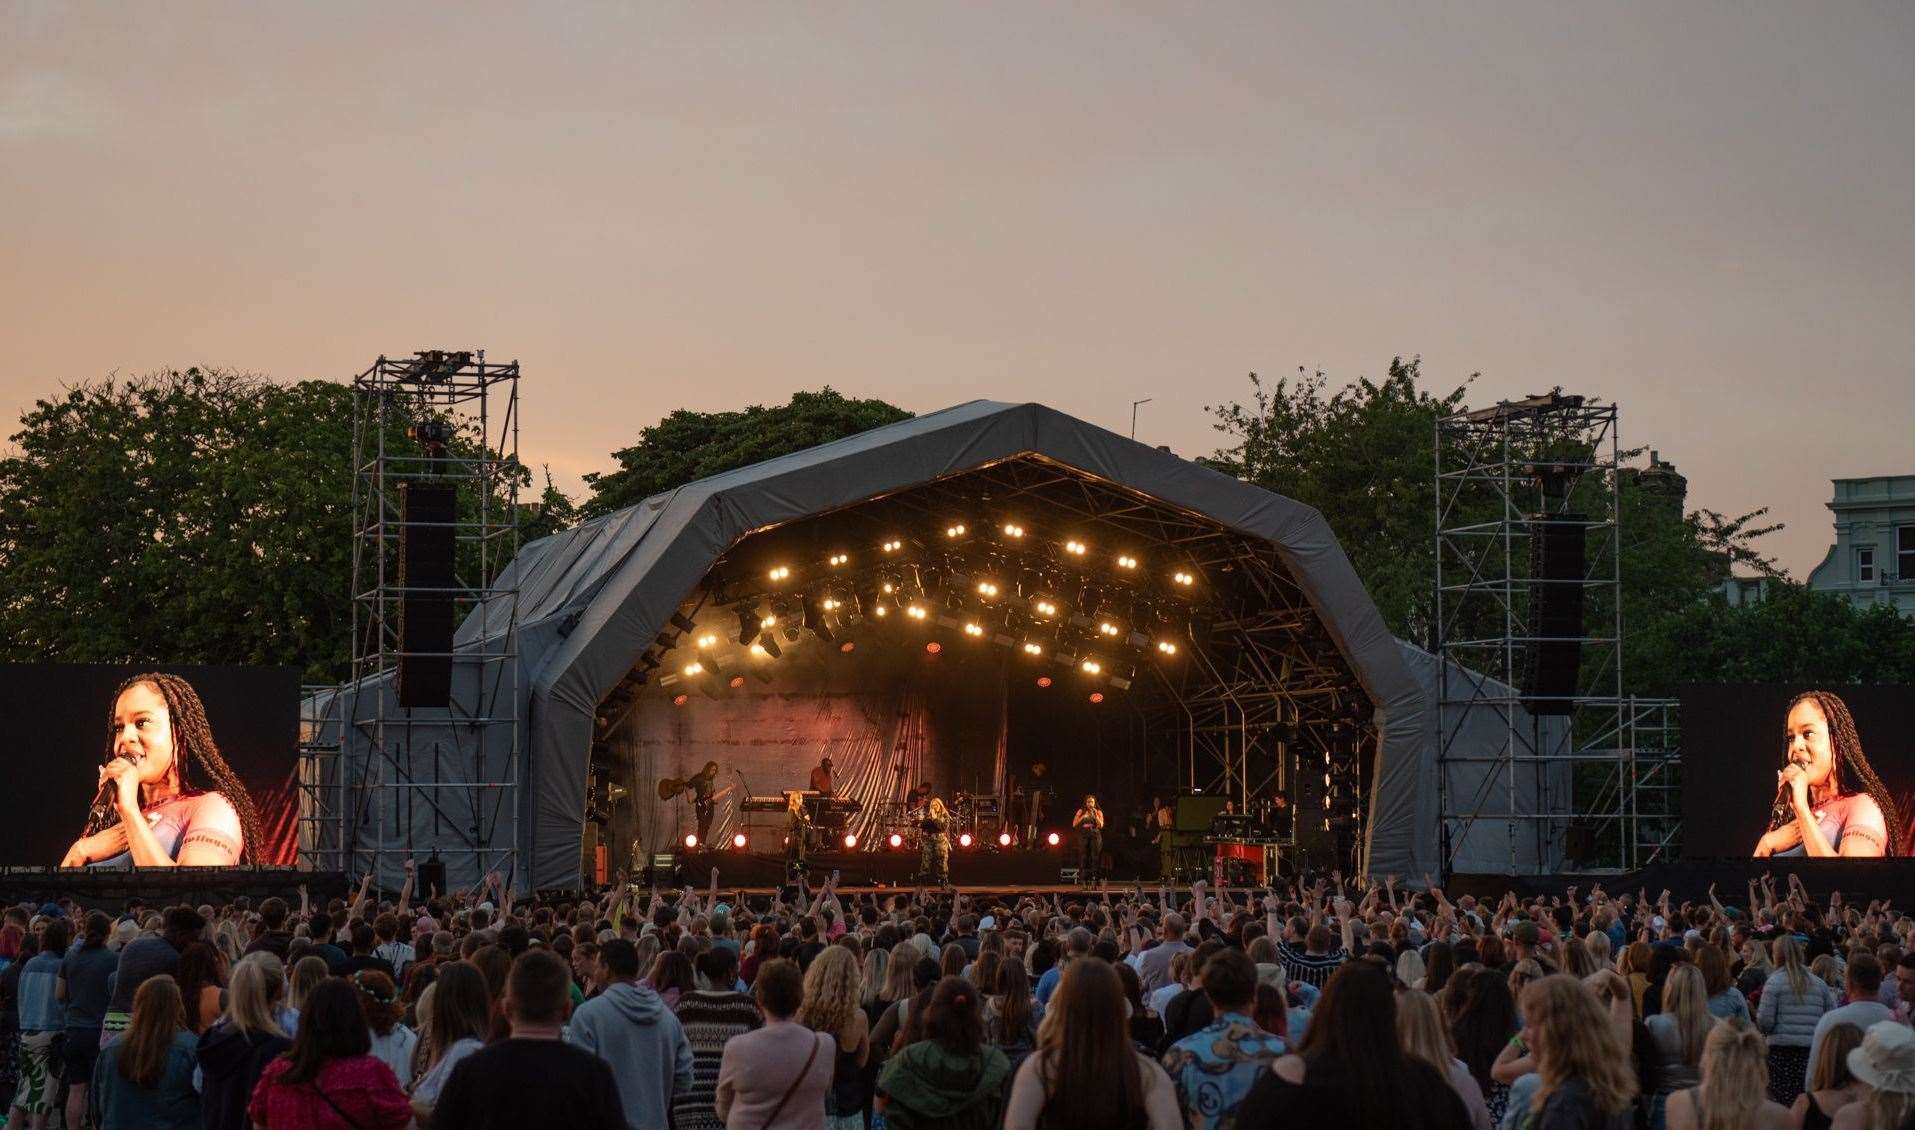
[581,388,912,518]
[1202,359,1470,645]
[0,368,567,683]
[1629,582,1915,692]
[1203,359,1792,693]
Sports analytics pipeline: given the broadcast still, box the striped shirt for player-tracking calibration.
[1274,941,1347,989]
[672,990,763,1130]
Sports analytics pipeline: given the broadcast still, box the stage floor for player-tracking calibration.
[652,847,1144,892]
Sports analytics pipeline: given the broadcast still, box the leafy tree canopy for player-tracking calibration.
[581,388,912,518]
[1200,358,1872,694]
[0,368,568,683]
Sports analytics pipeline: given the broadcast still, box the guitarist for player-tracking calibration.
[687,761,723,847]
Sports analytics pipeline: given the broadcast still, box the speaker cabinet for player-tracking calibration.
[399,482,457,707]
[1522,515,1585,716]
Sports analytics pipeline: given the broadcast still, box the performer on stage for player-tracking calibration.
[687,760,721,847]
[1754,689,1899,858]
[60,672,265,868]
[1152,796,1175,877]
[785,791,811,878]
[809,756,836,797]
[1022,762,1051,844]
[919,797,951,887]
[1072,795,1105,882]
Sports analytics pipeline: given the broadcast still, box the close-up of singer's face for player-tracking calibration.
[1786,698,1836,789]
[112,681,177,786]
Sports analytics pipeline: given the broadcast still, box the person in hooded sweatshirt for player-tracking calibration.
[877,976,1011,1130]
[564,936,694,1130]
[197,955,292,1130]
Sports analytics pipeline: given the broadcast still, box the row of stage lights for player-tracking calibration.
[651,517,1212,702]
[680,828,1070,851]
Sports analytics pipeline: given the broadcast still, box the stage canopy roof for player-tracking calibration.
[487,399,1440,888]
[315,399,1457,890]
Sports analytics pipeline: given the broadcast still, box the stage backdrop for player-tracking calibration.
[1681,684,1915,859]
[0,664,301,866]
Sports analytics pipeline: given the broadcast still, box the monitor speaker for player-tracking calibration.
[1523,515,1585,716]
[415,857,448,897]
[399,482,457,707]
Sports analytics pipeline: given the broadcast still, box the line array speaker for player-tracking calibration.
[1522,514,1585,716]
[399,481,457,708]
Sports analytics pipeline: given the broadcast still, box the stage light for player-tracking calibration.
[757,632,782,658]
[750,642,769,658]
[1022,642,1043,656]
[926,641,942,654]
[839,641,856,653]
[1156,640,1179,655]
[1033,600,1058,618]
[906,604,928,620]
[945,523,967,538]
[1081,659,1102,675]
[889,833,904,849]
[843,833,858,849]
[1097,621,1121,638]
[1002,522,1025,538]
[672,693,689,706]
[1065,539,1088,556]
[975,581,999,598]
[828,553,850,567]
[1037,676,1052,687]
[963,622,984,638]
[735,605,760,645]
[822,597,841,610]
[1046,831,1062,847]
[998,831,1012,847]
[767,565,791,583]
[761,614,778,628]
[682,662,704,677]
[958,832,974,848]
[881,581,896,594]
[697,633,718,649]
[1172,570,1196,586]
[1116,554,1139,570]
[883,539,903,553]
[1089,692,1105,704]
[874,605,889,618]
[683,833,699,849]
[732,832,748,849]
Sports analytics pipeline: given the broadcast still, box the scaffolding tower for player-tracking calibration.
[1434,392,1641,875]
[308,351,523,882]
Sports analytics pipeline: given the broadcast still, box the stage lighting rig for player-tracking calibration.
[1001,521,1026,539]
[756,632,782,658]
[802,592,836,644]
[1064,539,1089,557]
[734,604,761,646]
[1115,553,1139,570]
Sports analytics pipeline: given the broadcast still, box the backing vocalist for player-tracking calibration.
[59,673,264,868]
[1753,690,1897,858]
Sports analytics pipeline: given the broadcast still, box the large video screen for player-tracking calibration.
[0,665,300,867]
[1681,685,1915,859]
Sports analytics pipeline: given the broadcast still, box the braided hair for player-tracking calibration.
[1767,689,1900,857]
[85,672,265,864]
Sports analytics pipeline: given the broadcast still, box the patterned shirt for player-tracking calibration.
[1161,1011,1286,1130]
[672,990,763,1130]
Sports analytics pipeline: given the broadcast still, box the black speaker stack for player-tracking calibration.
[1521,513,1585,716]
[399,481,457,708]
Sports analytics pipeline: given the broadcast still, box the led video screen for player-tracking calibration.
[0,665,300,867]
[1680,684,1915,859]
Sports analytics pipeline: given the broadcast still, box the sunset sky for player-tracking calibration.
[4,3,1910,577]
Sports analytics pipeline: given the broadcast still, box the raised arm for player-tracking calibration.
[395,859,417,919]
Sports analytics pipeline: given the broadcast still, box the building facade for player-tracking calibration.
[1807,476,1915,616]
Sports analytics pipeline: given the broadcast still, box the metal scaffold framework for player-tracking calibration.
[1435,392,1673,875]
[300,350,522,881]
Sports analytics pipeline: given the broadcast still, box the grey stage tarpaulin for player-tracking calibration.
[312,400,1439,891]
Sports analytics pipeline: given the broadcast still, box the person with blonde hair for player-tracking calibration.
[1830,1020,1915,1129]
[1793,1021,1863,1130]
[1518,973,1638,1129]
[1396,988,1493,1130]
[798,944,870,1130]
[1399,948,1429,989]
[1646,963,1717,1125]
[1665,1017,1790,1129]
[196,954,292,1130]
[1759,934,1837,1105]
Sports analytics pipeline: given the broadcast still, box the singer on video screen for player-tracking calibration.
[1753,689,1899,858]
[59,672,265,868]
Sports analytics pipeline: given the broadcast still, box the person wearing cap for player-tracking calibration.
[1834,1020,1915,1128]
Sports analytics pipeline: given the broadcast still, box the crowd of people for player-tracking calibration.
[6,864,1915,1129]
